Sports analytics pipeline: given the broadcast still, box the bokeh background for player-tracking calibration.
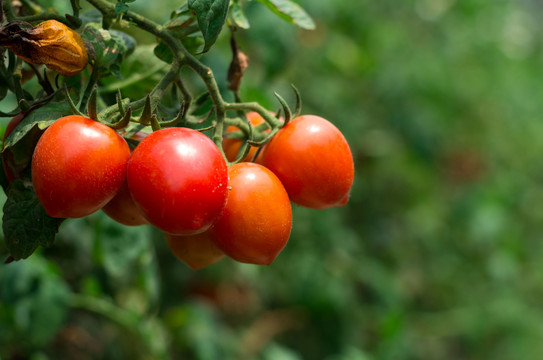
[3,0,543,359]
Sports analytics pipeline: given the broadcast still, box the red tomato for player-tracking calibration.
[2,111,26,182]
[102,181,149,226]
[32,115,130,218]
[102,131,149,226]
[223,111,267,163]
[165,231,225,270]
[261,115,354,209]
[2,112,25,148]
[210,163,292,265]
[127,127,228,235]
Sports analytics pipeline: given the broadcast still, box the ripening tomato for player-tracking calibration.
[127,127,228,235]
[2,112,25,148]
[210,163,292,265]
[261,115,354,209]
[102,131,149,226]
[223,111,267,162]
[102,181,149,226]
[2,111,26,183]
[165,231,225,270]
[32,115,130,218]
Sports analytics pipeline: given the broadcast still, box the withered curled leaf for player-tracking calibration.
[0,20,89,76]
[227,33,249,93]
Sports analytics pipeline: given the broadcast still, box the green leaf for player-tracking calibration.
[1,101,73,180]
[181,35,205,55]
[154,41,174,64]
[171,2,189,18]
[2,181,64,260]
[79,9,103,26]
[111,29,137,57]
[115,1,129,15]
[188,0,230,53]
[231,0,250,29]
[256,0,315,30]
[3,101,72,150]
[81,23,136,78]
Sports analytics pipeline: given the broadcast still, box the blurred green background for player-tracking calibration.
[3,0,543,359]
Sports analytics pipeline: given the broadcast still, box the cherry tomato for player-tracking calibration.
[210,163,292,265]
[127,127,228,235]
[102,132,149,226]
[2,112,25,148]
[32,115,130,218]
[223,111,267,162]
[102,181,149,226]
[165,231,225,270]
[261,115,354,209]
[2,111,26,183]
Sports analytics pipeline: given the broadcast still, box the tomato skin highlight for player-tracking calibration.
[165,231,225,270]
[261,115,354,209]
[210,163,292,265]
[31,115,130,218]
[127,127,228,235]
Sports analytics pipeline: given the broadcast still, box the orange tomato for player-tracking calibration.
[210,163,292,265]
[165,231,225,270]
[223,112,267,163]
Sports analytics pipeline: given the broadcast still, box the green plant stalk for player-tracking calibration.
[86,0,284,144]
[12,58,27,109]
[97,59,180,125]
[70,0,80,17]
[0,65,17,96]
[223,117,270,142]
[78,66,100,113]
[224,102,283,128]
[28,64,54,95]
[18,0,42,13]
[17,12,72,25]
[175,78,192,109]
[2,0,15,21]
[4,0,75,25]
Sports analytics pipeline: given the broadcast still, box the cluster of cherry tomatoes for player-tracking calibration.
[21,112,354,269]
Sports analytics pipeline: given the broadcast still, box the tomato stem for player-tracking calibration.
[78,66,100,113]
[86,0,290,161]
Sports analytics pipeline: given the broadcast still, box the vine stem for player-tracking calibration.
[3,0,77,26]
[85,0,283,156]
[78,65,100,112]
[2,0,15,21]
[12,57,28,108]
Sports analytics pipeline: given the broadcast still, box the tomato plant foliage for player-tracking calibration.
[188,0,230,52]
[0,0,354,267]
[3,181,64,259]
